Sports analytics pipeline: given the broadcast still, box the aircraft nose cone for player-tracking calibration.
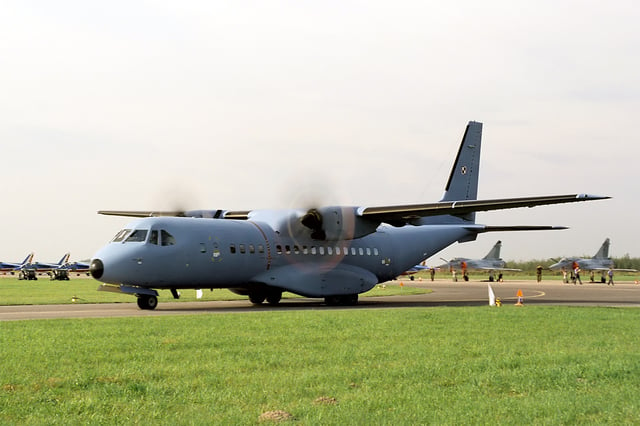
[90,259,104,280]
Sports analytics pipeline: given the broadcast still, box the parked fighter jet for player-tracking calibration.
[548,238,636,272]
[439,240,521,272]
[398,261,434,280]
[0,253,34,275]
[18,253,71,280]
[90,121,609,309]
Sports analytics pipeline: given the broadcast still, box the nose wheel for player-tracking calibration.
[137,294,158,310]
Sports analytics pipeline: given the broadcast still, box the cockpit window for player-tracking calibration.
[161,230,176,246]
[149,230,159,245]
[112,229,132,242]
[125,229,148,243]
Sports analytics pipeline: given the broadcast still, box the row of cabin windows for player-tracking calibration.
[276,245,379,256]
[228,243,379,257]
[229,244,265,255]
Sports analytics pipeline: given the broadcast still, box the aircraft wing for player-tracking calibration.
[98,194,608,227]
[474,267,523,272]
[359,194,609,224]
[98,209,251,219]
[589,268,638,272]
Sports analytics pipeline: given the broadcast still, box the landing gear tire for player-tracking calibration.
[324,294,358,306]
[249,292,266,305]
[137,295,158,310]
[266,291,282,305]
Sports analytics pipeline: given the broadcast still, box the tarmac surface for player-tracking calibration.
[1,279,639,321]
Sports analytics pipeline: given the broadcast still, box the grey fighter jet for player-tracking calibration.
[548,238,636,272]
[439,240,521,272]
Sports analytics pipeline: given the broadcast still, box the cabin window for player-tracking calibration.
[302,246,308,254]
[373,248,379,256]
[311,247,317,255]
[276,245,282,255]
[200,243,206,253]
[258,245,264,254]
[319,247,325,255]
[335,247,341,255]
[161,230,176,246]
[249,244,255,254]
[230,244,236,254]
[327,247,333,255]
[351,248,357,256]
[366,248,371,256]
[112,229,132,242]
[285,245,291,255]
[293,245,300,254]
[239,244,246,254]
[125,229,148,243]
[358,248,364,256]
[343,247,348,255]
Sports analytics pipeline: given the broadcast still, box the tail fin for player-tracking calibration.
[22,252,34,266]
[483,240,502,260]
[58,253,71,266]
[593,238,610,259]
[432,121,482,225]
[440,121,482,203]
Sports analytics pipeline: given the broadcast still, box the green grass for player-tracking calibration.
[1,307,639,424]
[0,277,428,306]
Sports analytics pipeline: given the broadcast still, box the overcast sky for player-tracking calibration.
[1,1,638,265]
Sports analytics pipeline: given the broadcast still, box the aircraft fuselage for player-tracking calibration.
[91,216,472,298]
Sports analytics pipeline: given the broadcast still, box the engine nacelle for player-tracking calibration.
[305,206,378,241]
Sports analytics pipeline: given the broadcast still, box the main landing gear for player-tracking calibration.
[324,294,359,306]
[249,289,283,305]
[137,294,158,310]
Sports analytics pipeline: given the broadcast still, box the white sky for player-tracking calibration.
[1,0,638,264]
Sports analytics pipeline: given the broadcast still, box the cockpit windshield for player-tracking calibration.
[125,229,148,243]
[111,228,175,245]
[111,229,132,242]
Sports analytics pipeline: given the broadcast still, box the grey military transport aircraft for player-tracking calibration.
[90,121,609,309]
[439,240,521,272]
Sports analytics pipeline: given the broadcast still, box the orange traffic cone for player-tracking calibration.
[515,289,524,306]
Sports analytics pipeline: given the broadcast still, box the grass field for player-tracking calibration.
[1,306,639,424]
[0,277,428,306]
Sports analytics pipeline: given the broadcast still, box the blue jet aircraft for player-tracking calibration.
[0,253,34,275]
[90,121,609,309]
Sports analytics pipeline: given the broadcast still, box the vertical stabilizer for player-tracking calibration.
[594,238,610,259]
[58,253,70,266]
[483,240,502,260]
[440,121,482,203]
[22,253,34,266]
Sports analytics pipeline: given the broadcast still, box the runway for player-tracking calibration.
[1,279,639,321]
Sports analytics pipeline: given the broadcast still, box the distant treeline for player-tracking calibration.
[506,255,640,273]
